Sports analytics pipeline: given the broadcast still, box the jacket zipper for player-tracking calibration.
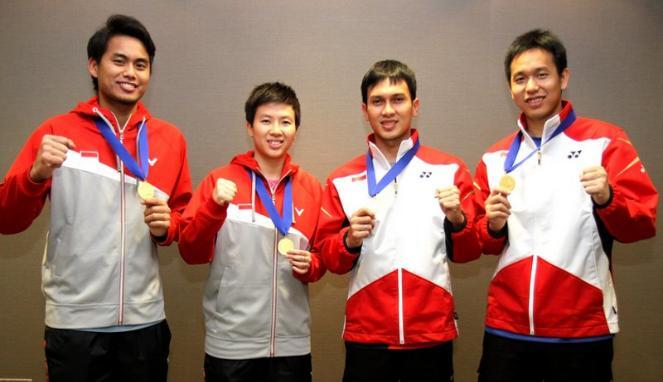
[398,268,405,344]
[270,226,278,357]
[117,128,127,325]
[264,169,291,357]
[528,254,538,335]
[393,177,405,343]
[530,145,542,332]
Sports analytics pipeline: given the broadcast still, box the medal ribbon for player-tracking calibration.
[366,138,420,197]
[95,119,149,180]
[503,110,576,173]
[253,171,293,236]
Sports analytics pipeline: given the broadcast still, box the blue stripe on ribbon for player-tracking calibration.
[253,171,293,236]
[366,138,420,197]
[95,119,149,180]
[504,110,576,174]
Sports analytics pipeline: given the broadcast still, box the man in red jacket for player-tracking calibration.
[178,82,325,382]
[474,29,658,381]
[0,15,192,381]
[315,59,481,382]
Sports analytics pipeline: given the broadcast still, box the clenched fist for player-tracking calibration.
[580,166,610,206]
[436,186,465,227]
[213,178,237,206]
[345,208,376,249]
[30,135,76,183]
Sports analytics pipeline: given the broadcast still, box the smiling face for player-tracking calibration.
[509,48,569,134]
[362,78,420,155]
[88,35,151,114]
[247,102,297,167]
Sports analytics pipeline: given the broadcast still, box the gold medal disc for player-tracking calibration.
[277,237,295,256]
[498,174,516,193]
[137,181,156,200]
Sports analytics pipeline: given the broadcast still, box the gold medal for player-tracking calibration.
[499,174,516,193]
[137,181,156,200]
[277,237,295,256]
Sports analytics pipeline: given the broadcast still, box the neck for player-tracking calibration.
[98,96,138,129]
[526,120,544,138]
[374,133,411,163]
[526,102,564,138]
[254,152,285,179]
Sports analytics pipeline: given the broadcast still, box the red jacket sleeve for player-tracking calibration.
[446,162,482,263]
[155,133,192,246]
[177,173,228,264]
[473,158,508,255]
[293,178,327,283]
[595,131,658,243]
[313,178,359,275]
[0,125,51,234]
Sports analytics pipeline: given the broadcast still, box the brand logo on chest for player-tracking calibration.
[567,150,582,159]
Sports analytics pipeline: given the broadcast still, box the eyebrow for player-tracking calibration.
[111,53,149,63]
[370,92,406,99]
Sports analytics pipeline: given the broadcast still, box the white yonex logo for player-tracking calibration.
[295,207,305,216]
[148,158,158,166]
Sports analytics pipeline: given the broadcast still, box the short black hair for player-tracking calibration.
[361,60,417,104]
[505,29,567,82]
[245,82,301,128]
[87,14,156,90]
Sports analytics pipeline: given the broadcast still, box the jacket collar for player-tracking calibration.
[231,150,299,180]
[72,96,152,132]
[517,100,574,145]
[366,129,420,168]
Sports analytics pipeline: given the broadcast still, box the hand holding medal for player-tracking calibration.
[485,175,513,233]
[284,248,312,274]
[143,197,171,238]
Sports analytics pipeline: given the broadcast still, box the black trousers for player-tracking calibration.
[342,341,454,382]
[44,320,171,382]
[204,353,312,382]
[478,332,613,382]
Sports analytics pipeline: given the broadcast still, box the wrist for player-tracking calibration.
[29,166,46,184]
[343,230,362,254]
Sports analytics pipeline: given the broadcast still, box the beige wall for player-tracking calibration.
[1,1,662,381]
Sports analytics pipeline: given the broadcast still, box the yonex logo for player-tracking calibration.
[567,150,582,159]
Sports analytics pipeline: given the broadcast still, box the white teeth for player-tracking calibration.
[119,82,137,91]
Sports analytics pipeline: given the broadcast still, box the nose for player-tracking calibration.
[268,122,285,135]
[382,101,395,115]
[525,77,538,92]
[123,64,137,79]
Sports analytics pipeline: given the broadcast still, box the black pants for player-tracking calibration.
[343,341,454,382]
[478,332,613,382]
[204,353,312,382]
[44,320,171,382]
